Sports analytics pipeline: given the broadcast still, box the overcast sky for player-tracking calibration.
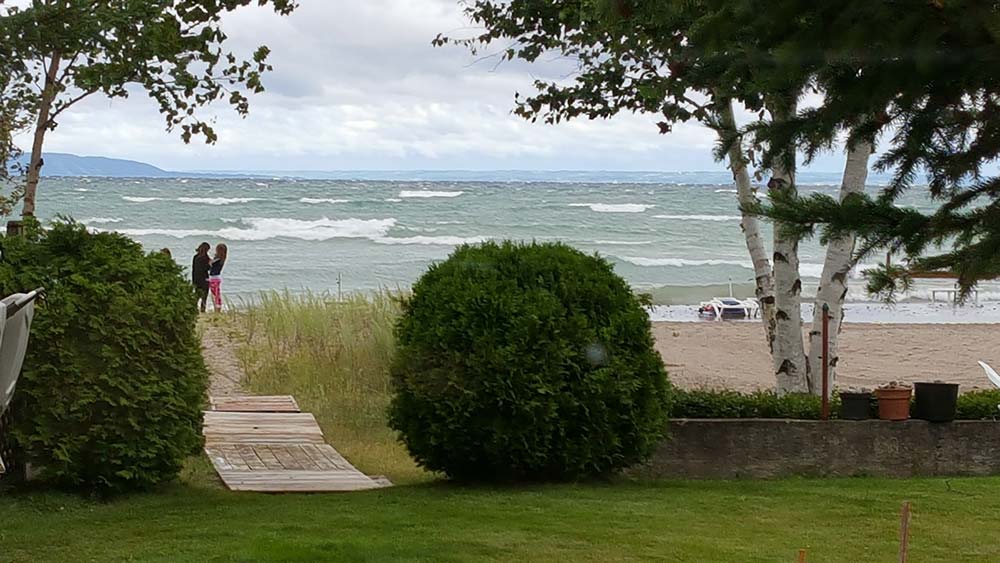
[23,1,851,173]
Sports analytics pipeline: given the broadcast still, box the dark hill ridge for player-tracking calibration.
[13,153,180,178]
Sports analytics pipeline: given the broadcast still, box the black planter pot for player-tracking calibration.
[913,382,959,422]
[839,392,872,420]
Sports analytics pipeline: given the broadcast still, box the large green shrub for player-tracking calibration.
[388,241,671,482]
[0,221,207,493]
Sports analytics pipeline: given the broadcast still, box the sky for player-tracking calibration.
[19,0,854,173]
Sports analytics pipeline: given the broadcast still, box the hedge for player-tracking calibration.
[0,221,208,494]
[671,388,1000,420]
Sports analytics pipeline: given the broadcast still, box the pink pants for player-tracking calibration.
[209,277,223,310]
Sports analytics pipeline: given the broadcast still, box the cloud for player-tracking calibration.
[14,1,847,172]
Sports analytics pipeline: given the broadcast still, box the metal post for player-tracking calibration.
[337,272,342,301]
[821,303,830,420]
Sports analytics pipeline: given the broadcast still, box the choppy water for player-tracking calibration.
[34,172,998,305]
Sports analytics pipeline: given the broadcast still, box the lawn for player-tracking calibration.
[2,466,999,562]
[4,292,997,562]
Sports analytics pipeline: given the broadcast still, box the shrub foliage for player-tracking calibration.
[0,221,207,493]
[389,242,670,482]
[672,388,1000,420]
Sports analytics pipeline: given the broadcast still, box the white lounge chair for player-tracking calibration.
[698,297,760,319]
[979,361,1000,390]
[0,289,42,475]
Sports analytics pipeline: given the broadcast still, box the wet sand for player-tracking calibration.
[653,321,1000,392]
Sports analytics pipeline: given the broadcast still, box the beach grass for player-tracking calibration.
[3,470,1000,562]
[228,290,427,483]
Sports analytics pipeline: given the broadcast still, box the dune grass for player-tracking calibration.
[229,290,426,483]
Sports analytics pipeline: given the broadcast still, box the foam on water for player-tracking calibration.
[177,197,263,205]
[570,203,655,213]
[399,190,464,198]
[621,257,751,268]
[300,198,350,204]
[82,217,123,224]
[109,217,397,242]
[122,196,163,203]
[373,235,489,246]
[653,214,741,222]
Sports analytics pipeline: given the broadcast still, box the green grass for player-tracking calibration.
[2,469,1000,562]
[229,290,426,483]
[4,291,998,561]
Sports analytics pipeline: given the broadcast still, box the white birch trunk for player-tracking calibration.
[768,101,808,394]
[718,101,776,349]
[806,141,873,395]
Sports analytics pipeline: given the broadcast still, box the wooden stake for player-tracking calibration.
[899,501,912,563]
[797,548,807,563]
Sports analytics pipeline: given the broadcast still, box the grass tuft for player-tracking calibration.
[229,290,429,483]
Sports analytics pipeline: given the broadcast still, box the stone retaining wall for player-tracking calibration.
[632,419,1000,479]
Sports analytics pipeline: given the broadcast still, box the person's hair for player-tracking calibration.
[159,248,172,258]
[196,242,210,256]
[214,243,228,264]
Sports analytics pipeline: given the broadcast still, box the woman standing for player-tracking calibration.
[192,242,211,313]
[208,243,228,313]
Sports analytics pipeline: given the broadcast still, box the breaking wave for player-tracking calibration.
[399,190,464,198]
[570,203,655,213]
[653,214,742,222]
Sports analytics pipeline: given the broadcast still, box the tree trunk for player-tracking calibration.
[806,140,873,395]
[718,100,776,349]
[23,54,62,218]
[768,100,808,394]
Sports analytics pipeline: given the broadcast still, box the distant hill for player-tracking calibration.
[11,153,183,178]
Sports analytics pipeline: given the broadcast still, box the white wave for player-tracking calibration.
[74,188,91,193]
[384,198,403,202]
[177,197,263,205]
[653,214,742,222]
[122,196,163,203]
[109,217,397,242]
[714,189,738,194]
[620,257,752,268]
[594,240,654,246]
[300,198,350,204]
[434,220,466,225]
[374,235,488,246]
[255,182,269,187]
[399,190,465,199]
[570,203,655,213]
[82,217,123,224]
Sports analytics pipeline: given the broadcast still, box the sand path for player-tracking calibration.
[200,319,246,396]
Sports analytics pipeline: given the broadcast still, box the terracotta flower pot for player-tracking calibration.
[875,387,912,421]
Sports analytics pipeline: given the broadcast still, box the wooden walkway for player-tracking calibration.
[204,395,386,493]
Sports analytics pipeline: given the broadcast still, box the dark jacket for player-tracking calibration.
[209,258,225,277]
[192,254,211,288]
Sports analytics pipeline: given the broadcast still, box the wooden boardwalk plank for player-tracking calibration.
[203,411,325,445]
[210,395,300,413]
[204,395,386,493]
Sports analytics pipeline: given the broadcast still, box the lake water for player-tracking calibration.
[34,171,998,308]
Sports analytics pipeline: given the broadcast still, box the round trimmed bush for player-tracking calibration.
[389,241,670,481]
[0,221,208,493]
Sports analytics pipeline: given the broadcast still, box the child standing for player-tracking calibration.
[208,243,228,312]
[192,242,211,313]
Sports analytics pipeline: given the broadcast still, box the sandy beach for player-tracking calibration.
[653,321,1000,392]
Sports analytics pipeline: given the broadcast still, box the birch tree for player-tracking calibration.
[439,0,872,393]
[0,0,298,217]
